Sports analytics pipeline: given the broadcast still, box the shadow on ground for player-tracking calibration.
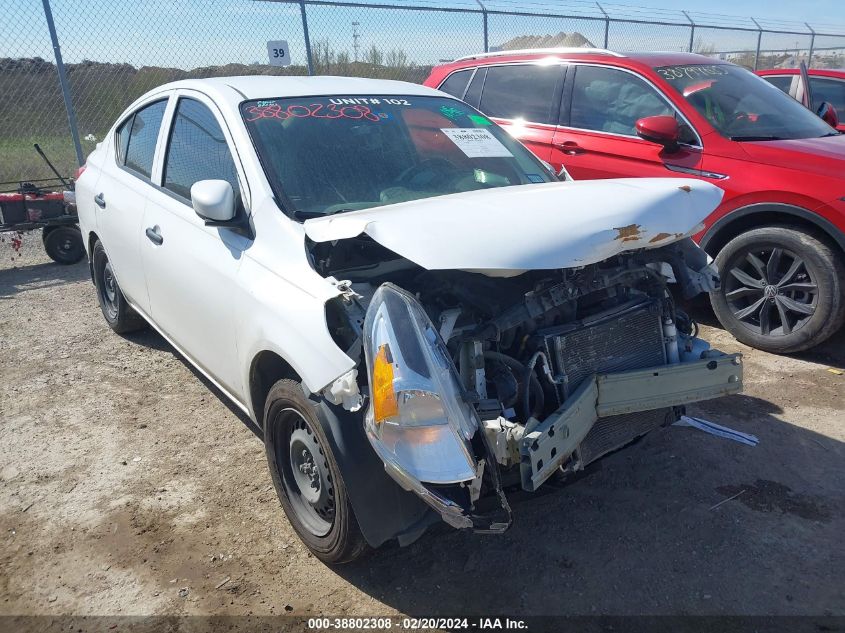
[121,327,262,438]
[0,259,88,298]
[328,395,843,615]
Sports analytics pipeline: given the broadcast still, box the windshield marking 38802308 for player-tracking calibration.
[240,95,554,219]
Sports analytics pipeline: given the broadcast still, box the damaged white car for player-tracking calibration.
[75,76,743,563]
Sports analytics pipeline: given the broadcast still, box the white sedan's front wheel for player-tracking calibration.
[264,379,369,564]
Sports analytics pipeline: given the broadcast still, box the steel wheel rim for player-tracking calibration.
[724,246,818,337]
[275,408,334,537]
[59,236,74,255]
[100,261,119,320]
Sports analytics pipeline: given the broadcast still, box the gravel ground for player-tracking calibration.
[1,231,844,619]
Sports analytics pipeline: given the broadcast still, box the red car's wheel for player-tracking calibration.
[711,226,845,353]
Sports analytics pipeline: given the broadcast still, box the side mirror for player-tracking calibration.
[817,101,840,129]
[190,179,235,223]
[636,115,680,152]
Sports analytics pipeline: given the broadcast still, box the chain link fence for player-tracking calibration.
[2,0,845,183]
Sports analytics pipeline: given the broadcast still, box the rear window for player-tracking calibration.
[438,69,473,99]
[123,100,167,178]
[479,64,561,124]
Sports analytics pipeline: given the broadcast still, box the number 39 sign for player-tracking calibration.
[267,40,291,67]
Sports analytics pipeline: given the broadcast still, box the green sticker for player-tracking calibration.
[469,114,492,126]
[440,104,466,120]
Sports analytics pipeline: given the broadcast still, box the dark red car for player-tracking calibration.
[758,67,845,133]
[424,49,845,353]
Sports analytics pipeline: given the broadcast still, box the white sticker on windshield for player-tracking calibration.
[441,128,513,158]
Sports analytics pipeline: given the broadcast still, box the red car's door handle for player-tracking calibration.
[554,140,584,155]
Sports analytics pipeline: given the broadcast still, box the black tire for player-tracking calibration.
[264,379,369,564]
[710,226,845,353]
[43,226,85,265]
[92,240,146,334]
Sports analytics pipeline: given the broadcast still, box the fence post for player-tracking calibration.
[597,2,609,49]
[682,11,695,53]
[475,0,488,53]
[751,18,763,70]
[299,0,314,75]
[805,23,815,68]
[41,0,83,167]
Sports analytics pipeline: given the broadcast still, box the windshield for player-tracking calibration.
[241,95,555,218]
[656,64,836,141]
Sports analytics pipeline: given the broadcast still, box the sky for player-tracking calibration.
[604,0,843,26]
[2,0,844,69]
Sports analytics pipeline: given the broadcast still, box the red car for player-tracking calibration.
[758,67,845,133]
[424,49,845,353]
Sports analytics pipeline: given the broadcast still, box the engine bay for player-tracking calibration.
[318,234,707,425]
[312,233,728,530]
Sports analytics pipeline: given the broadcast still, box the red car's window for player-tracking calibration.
[570,65,673,136]
[809,77,845,115]
[658,64,835,141]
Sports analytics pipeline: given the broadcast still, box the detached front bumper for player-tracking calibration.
[520,352,743,491]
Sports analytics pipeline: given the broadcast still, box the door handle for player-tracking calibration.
[554,140,585,155]
[94,193,106,208]
[145,225,163,246]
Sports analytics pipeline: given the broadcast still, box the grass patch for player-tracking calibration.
[0,137,85,187]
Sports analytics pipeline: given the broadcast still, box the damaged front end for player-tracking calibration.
[321,235,743,535]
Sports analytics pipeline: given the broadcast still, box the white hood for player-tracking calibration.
[304,178,724,277]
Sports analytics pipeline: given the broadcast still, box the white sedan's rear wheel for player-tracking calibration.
[92,240,146,334]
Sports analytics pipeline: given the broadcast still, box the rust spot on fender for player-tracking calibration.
[648,231,685,244]
[613,224,643,242]
[679,185,692,192]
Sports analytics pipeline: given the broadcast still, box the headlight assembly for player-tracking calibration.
[363,283,478,485]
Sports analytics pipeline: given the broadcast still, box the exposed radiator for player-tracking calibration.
[539,298,671,466]
[542,298,667,395]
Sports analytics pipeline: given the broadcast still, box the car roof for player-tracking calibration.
[437,49,728,73]
[757,68,845,78]
[152,75,445,102]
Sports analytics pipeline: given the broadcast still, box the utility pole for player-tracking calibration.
[352,21,361,62]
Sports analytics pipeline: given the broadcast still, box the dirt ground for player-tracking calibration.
[1,232,844,619]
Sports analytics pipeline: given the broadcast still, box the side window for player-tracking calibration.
[115,117,132,163]
[763,75,793,94]
[479,64,561,124]
[809,77,845,114]
[123,100,167,178]
[570,66,688,139]
[163,98,241,204]
[438,69,473,99]
[463,67,486,108]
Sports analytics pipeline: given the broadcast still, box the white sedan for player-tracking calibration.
[76,76,742,563]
